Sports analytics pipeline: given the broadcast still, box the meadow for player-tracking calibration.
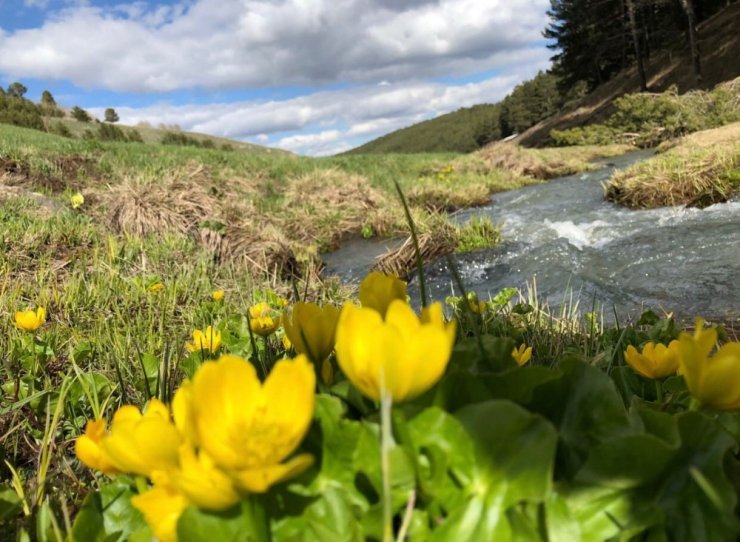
[1,122,738,541]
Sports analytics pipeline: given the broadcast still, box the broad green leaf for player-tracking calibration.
[71,479,146,542]
[178,501,261,542]
[0,486,22,523]
[656,412,739,541]
[527,358,633,477]
[429,400,557,541]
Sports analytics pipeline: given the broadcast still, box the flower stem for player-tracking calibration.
[381,391,394,542]
[655,379,664,404]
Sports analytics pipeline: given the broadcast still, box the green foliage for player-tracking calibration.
[48,121,73,138]
[456,217,501,253]
[71,106,92,123]
[7,82,28,98]
[544,0,728,92]
[40,91,56,108]
[104,108,120,123]
[0,93,45,131]
[551,125,619,146]
[551,81,740,147]
[161,131,215,149]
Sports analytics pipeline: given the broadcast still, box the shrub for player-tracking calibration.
[104,108,119,123]
[71,106,92,122]
[49,121,73,138]
[551,124,619,146]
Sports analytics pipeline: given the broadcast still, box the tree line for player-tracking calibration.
[545,0,734,93]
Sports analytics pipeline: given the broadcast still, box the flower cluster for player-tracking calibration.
[623,318,740,411]
[76,354,316,542]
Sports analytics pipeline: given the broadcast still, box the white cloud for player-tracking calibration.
[95,56,549,156]
[0,0,550,92]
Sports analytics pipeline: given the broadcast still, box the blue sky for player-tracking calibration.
[0,0,552,155]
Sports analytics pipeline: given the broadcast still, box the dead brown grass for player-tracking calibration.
[104,176,216,237]
[473,142,632,180]
[605,123,740,208]
[373,215,458,278]
[281,168,392,248]
[407,183,491,212]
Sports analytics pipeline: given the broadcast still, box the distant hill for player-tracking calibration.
[346,1,740,154]
[46,115,289,155]
[344,104,500,154]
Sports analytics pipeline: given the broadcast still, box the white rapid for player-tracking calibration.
[326,150,740,321]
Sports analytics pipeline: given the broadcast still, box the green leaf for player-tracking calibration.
[406,407,476,514]
[178,502,257,542]
[71,479,146,542]
[527,358,633,477]
[0,486,22,523]
[656,412,739,541]
[429,400,557,541]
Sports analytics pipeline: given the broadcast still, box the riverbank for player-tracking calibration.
[604,122,740,208]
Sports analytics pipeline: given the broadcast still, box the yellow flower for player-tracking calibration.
[211,290,225,302]
[74,419,119,476]
[466,293,487,314]
[282,334,292,351]
[248,302,281,337]
[678,318,740,410]
[624,341,680,379]
[358,272,407,317]
[512,344,532,367]
[185,326,222,354]
[283,302,340,363]
[14,307,46,332]
[187,354,315,492]
[147,283,165,294]
[335,300,456,402]
[170,445,240,511]
[70,192,85,209]
[131,482,188,542]
[101,399,182,477]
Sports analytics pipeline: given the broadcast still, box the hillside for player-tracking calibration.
[46,115,289,155]
[344,104,500,154]
[346,2,740,154]
[518,1,740,146]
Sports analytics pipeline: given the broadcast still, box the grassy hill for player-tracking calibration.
[344,104,500,154]
[346,2,740,154]
[45,115,288,155]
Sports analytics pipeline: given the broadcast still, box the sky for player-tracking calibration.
[0,0,553,155]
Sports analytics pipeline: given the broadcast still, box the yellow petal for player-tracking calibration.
[232,453,314,493]
[358,272,407,317]
[131,485,188,542]
[335,303,385,401]
[172,446,240,511]
[75,419,118,475]
[260,356,316,463]
[696,343,740,410]
[190,355,262,469]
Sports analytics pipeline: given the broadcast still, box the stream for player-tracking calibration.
[324,150,740,321]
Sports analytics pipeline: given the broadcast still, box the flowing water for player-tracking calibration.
[324,150,740,321]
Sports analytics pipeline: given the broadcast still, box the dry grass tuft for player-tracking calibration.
[373,215,458,278]
[605,123,740,208]
[282,168,390,248]
[104,176,216,237]
[407,183,491,212]
[473,142,633,179]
